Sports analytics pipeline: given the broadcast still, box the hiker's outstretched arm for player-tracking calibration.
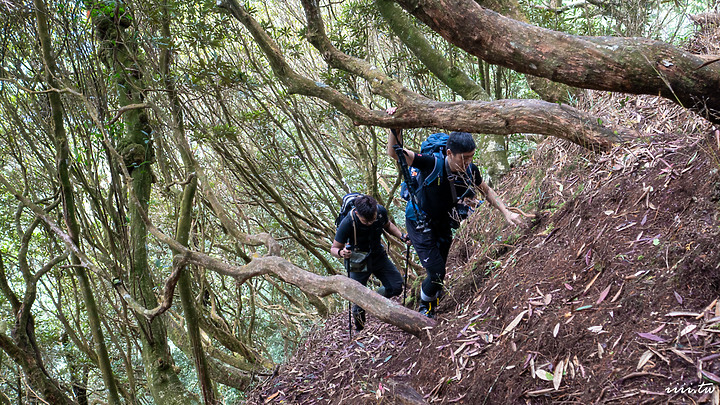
[383,221,405,241]
[385,107,416,164]
[478,182,522,226]
[387,128,416,164]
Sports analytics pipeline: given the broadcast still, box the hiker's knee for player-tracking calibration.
[424,260,446,282]
[384,284,402,298]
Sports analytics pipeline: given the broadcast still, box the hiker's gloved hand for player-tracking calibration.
[401,233,412,245]
[338,248,352,259]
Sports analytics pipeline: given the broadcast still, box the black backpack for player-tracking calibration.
[335,192,362,228]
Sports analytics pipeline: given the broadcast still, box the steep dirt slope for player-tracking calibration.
[247,95,720,404]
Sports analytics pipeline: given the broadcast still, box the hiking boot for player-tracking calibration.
[352,305,366,331]
[418,299,438,318]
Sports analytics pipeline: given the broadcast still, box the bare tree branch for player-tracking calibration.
[108,103,148,125]
[392,0,720,124]
[110,254,188,321]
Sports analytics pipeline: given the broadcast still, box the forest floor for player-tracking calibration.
[245,93,720,404]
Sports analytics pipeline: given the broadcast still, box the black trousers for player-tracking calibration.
[406,218,452,301]
[347,252,403,298]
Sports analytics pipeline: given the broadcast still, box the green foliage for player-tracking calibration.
[85,0,128,20]
[520,0,708,41]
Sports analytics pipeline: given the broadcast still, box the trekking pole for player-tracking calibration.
[344,243,352,341]
[403,243,410,307]
[392,144,426,229]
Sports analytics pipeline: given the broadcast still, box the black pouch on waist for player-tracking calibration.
[347,251,370,272]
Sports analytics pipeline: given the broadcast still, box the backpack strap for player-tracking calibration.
[350,209,373,254]
[445,157,459,205]
[351,209,357,247]
[422,154,444,187]
[446,158,478,204]
[458,164,478,200]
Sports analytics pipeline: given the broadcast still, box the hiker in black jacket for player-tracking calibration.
[387,124,522,318]
[330,194,408,330]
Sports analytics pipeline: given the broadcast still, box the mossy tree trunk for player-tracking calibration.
[85,2,198,403]
[159,1,217,402]
[174,178,216,403]
[375,0,490,101]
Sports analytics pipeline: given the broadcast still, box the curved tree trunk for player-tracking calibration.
[0,238,76,405]
[33,1,121,403]
[392,0,720,124]
[186,255,437,338]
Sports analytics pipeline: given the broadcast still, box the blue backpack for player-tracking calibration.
[400,133,476,224]
[400,133,448,202]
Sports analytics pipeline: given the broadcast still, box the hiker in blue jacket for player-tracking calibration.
[330,194,408,330]
[387,123,522,318]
